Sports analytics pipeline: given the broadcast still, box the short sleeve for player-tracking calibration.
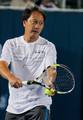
[0,40,12,65]
[45,43,57,68]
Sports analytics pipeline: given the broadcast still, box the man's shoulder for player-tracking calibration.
[4,36,22,47]
[39,36,55,46]
[7,36,22,42]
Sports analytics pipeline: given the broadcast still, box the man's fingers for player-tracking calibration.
[10,81,22,88]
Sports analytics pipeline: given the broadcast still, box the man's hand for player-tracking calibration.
[46,66,57,89]
[9,73,22,88]
[45,79,55,89]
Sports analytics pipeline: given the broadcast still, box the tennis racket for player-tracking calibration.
[22,64,75,95]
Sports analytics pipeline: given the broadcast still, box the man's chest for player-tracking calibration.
[11,45,47,63]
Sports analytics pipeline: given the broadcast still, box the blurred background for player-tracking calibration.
[0,0,83,120]
[0,0,83,9]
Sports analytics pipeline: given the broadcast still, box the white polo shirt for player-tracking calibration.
[0,36,57,114]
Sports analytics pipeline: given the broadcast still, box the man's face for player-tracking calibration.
[23,11,44,40]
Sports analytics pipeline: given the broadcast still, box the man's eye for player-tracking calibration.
[39,22,43,25]
[32,21,37,24]
[31,20,43,25]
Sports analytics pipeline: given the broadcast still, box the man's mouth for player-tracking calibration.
[31,30,39,33]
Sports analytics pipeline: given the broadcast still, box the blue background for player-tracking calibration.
[0,9,83,120]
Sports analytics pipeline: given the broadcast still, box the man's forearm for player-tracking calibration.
[47,67,57,82]
[0,61,13,81]
[0,60,22,88]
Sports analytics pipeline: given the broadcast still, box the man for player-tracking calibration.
[0,6,57,120]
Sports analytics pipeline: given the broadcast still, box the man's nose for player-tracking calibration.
[35,23,41,28]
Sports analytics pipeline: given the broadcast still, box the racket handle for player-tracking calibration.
[22,80,35,85]
[22,81,27,85]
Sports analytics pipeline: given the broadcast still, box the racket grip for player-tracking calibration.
[22,81,27,85]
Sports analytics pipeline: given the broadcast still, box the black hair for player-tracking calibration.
[22,6,46,22]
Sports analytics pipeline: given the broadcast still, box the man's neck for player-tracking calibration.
[23,35,39,43]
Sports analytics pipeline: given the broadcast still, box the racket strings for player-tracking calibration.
[55,67,74,92]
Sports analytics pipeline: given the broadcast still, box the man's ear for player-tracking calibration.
[23,20,26,27]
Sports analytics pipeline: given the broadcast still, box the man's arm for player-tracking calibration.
[47,66,57,89]
[0,60,22,88]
